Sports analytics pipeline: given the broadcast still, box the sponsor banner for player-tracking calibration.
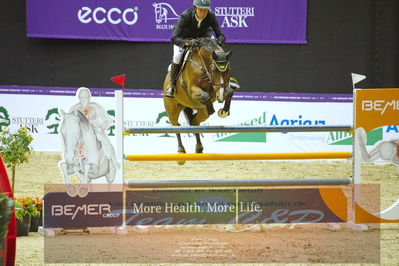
[26,0,307,44]
[125,189,236,225]
[355,88,399,132]
[0,85,366,157]
[125,188,345,225]
[43,188,123,228]
[353,89,399,223]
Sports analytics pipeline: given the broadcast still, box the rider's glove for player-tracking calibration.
[185,39,200,48]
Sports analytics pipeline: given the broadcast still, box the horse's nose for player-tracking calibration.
[217,87,225,103]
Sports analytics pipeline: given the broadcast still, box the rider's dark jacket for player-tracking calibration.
[171,7,226,48]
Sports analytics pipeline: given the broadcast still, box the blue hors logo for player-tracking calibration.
[153,3,179,24]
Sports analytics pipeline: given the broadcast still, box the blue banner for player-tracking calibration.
[26,0,307,44]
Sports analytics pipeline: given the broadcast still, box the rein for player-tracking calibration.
[190,47,227,89]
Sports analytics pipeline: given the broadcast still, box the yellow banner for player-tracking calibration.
[355,88,399,132]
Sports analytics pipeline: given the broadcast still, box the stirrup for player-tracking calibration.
[165,86,175,98]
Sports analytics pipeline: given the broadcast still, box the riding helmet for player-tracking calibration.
[193,0,211,9]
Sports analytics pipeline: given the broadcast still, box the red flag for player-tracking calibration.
[111,74,126,87]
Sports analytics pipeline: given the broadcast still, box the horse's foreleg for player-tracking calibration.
[182,108,203,153]
[190,86,215,116]
[78,163,91,198]
[176,133,186,154]
[190,109,211,153]
[205,102,215,116]
[164,97,185,155]
[195,134,203,153]
[58,161,79,197]
[218,89,233,118]
[58,161,70,184]
[176,133,186,165]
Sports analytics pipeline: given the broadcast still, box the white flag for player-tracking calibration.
[351,73,366,85]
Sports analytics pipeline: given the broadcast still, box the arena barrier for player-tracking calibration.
[125,178,352,188]
[125,152,352,161]
[114,89,399,223]
[125,125,353,134]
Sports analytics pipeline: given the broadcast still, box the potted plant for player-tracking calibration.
[0,126,34,193]
[13,197,39,236]
[29,197,43,232]
[0,193,14,264]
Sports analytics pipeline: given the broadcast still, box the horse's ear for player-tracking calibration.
[58,108,65,118]
[225,50,233,60]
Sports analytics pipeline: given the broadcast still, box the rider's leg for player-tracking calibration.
[165,45,184,98]
[95,130,120,169]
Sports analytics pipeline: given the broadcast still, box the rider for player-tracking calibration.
[68,87,119,170]
[164,0,226,98]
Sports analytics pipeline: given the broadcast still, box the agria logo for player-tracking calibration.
[0,106,10,132]
[215,112,267,143]
[328,128,382,146]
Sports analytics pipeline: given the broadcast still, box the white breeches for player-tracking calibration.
[173,45,185,64]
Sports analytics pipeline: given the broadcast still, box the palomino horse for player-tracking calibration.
[163,38,233,160]
[58,109,116,197]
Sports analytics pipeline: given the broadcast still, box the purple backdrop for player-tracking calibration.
[26,0,307,44]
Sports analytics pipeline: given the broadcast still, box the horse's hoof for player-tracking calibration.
[218,109,230,118]
[66,184,78,197]
[177,147,186,165]
[196,144,203,154]
[78,184,89,198]
[106,175,115,183]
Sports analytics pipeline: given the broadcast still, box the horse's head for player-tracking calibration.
[210,50,232,102]
[59,109,81,164]
[153,3,162,23]
[197,38,232,103]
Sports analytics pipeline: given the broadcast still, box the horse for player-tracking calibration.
[163,38,233,163]
[58,109,116,197]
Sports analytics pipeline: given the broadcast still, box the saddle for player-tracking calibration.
[179,48,192,77]
[175,48,193,92]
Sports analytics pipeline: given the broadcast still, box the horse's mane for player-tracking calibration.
[199,38,221,53]
[75,110,91,131]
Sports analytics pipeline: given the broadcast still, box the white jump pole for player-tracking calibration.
[115,90,124,184]
[351,77,365,220]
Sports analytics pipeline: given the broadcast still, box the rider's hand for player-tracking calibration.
[185,39,200,48]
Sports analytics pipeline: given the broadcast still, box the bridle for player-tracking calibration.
[189,46,230,91]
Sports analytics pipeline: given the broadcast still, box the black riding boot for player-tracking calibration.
[165,63,180,98]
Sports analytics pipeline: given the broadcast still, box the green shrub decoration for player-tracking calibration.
[0,126,34,192]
